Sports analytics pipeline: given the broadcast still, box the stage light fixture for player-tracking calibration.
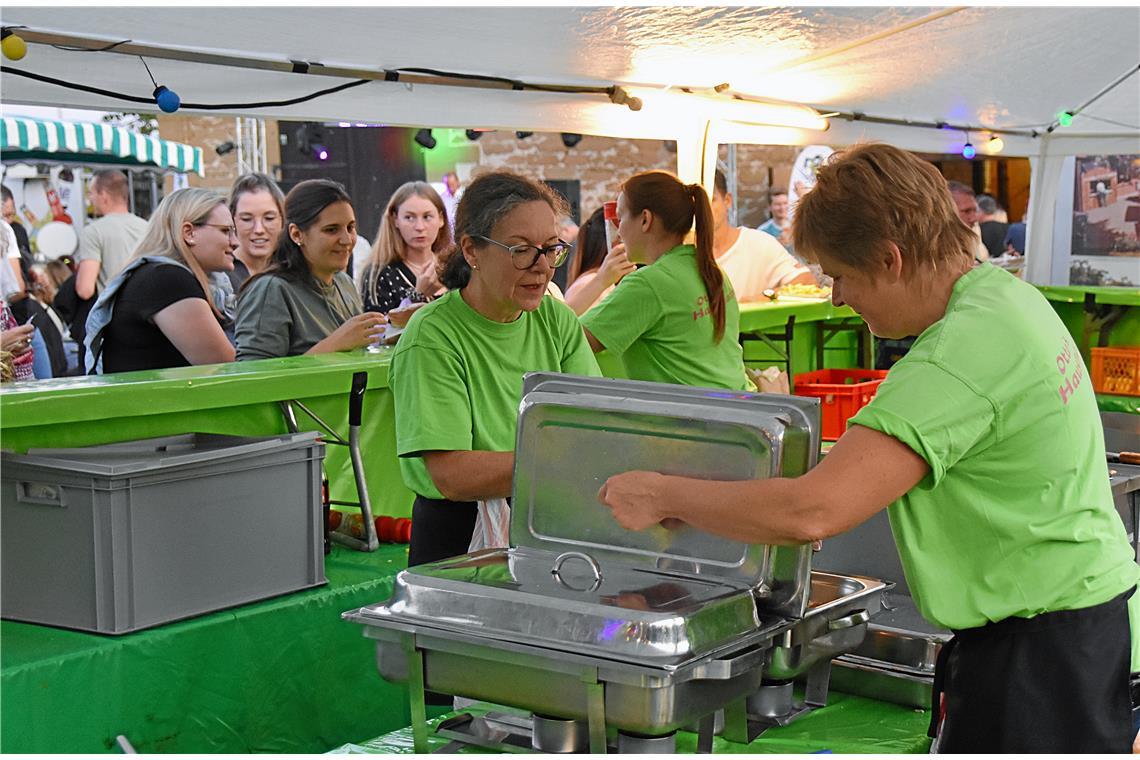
[215,141,236,156]
[516,131,534,140]
[560,133,583,149]
[465,129,484,141]
[415,129,437,149]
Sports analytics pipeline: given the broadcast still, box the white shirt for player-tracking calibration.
[716,227,810,302]
[1,221,22,299]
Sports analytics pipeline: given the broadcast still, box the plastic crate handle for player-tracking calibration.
[16,481,66,507]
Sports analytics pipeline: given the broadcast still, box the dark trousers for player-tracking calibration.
[407,494,477,568]
[931,588,1134,753]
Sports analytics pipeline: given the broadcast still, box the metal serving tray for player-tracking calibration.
[350,546,772,667]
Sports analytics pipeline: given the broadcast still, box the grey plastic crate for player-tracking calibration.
[1,432,327,634]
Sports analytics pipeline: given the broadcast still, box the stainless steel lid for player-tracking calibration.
[351,547,788,667]
[510,374,819,615]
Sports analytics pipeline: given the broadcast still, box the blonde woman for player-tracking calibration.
[85,188,237,373]
[360,181,451,314]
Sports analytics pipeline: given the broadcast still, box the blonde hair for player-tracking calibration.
[792,143,976,277]
[365,182,451,296]
[130,188,228,318]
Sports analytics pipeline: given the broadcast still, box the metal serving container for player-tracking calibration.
[345,373,884,752]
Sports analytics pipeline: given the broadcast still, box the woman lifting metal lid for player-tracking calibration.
[388,170,600,568]
[598,143,1138,753]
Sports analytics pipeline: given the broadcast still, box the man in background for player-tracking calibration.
[1,185,33,284]
[758,188,793,253]
[711,170,816,303]
[976,194,1010,260]
[75,170,147,300]
[440,171,462,232]
[948,181,990,262]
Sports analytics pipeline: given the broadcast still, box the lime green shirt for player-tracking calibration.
[851,265,1138,635]
[580,245,748,390]
[390,290,601,499]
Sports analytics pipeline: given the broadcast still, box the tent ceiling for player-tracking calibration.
[1,6,1137,154]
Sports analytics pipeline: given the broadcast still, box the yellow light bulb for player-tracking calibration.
[1,32,27,61]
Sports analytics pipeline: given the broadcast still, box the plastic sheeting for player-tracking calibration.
[333,696,932,754]
[1,545,412,754]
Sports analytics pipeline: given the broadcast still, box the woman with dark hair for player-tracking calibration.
[599,144,1138,753]
[580,170,748,390]
[360,181,451,314]
[234,179,385,360]
[227,172,286,290]
[562,206,636,315]
[389,170,600,568]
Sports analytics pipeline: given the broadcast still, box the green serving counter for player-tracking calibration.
[335,698,932,755]
[1,544,413,753]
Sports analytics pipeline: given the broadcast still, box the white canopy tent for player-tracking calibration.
[2,5,1138,281]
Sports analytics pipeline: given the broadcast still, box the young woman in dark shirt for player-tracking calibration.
[360,182,452,314]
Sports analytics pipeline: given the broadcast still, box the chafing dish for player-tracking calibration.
[345,373,887,753]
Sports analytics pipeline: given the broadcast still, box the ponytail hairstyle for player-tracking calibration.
[566,206,608,286]
[253,179,353,287]
[129,187,229,319]
[620,171,726,342]
[441,170,566,290]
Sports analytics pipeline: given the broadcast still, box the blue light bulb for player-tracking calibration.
[962,142,976,160]
[153,85,181,114]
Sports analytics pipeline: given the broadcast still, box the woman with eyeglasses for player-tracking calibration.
[389,170,601,568]
[84,188,238,374]
[226,172,286,291]
[235,179,385,360]
[580,170,749,390]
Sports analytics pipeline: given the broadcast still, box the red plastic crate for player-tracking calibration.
[1090,347,1140,397]
[793,369,889,440]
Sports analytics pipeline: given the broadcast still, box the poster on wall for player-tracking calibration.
[1068,154,1140,287]
[786,145,833,221]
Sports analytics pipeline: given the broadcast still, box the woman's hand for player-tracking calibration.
[1,323,35,357]
[312,312,387,353]
[597,242,636,287]
[597,470,670,530]
[414,267,443,301]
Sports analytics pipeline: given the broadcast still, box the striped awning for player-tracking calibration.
[0,117,204,176]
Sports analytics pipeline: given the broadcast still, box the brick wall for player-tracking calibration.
[156,115,281,195]
[470,131,796,228]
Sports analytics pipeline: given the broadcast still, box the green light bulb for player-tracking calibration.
[1058,111,1074,127]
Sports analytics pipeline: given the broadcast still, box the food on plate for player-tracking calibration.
[776,283,832,299]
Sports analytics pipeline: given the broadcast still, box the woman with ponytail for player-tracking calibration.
[579,170,748,390]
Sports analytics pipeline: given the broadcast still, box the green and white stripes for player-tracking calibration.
[1,117,204,176]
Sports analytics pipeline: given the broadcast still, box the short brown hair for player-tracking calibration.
[792,143,975,275]
[91,170,130,203]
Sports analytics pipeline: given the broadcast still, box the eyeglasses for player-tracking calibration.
[474,235,570,270]
[199,223,239,239]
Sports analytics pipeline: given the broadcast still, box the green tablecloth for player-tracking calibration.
[336,695,932,754]
[1,544,411,754]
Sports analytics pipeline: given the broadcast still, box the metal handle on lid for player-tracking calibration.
[827,608,870,631]
[551,551,603,592]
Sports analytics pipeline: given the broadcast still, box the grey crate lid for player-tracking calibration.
[5,432,322,477]
[510,373,819,589]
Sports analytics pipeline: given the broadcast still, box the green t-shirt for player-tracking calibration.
[580,245,748,390]
[390,289,601,499]
[851,265,1138,636]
